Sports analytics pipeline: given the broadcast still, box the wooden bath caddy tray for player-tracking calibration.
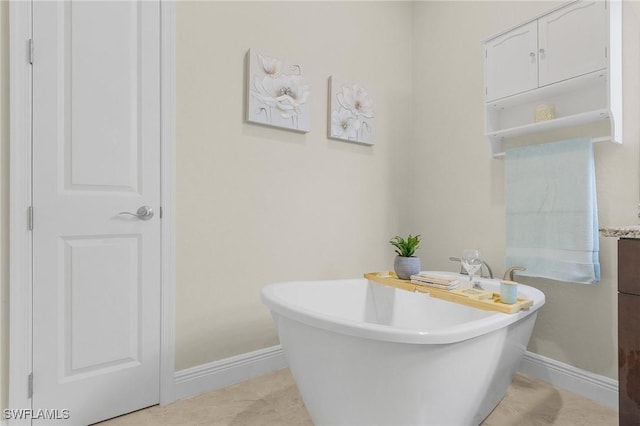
[364,272,533,314]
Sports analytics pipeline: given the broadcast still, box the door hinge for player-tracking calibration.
[28,373,33,399]
[605,47,608,59]
[27,206,33,231]
[28,39,33,65]
[159,206,163,219]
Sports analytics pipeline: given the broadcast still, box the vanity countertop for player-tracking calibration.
[599,225,640,239]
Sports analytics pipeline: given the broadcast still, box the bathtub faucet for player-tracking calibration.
[448,257,494,279]
[503,266,526,281]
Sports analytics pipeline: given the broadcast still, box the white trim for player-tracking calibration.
[172,346,617,411]
[519,351,618,410]
[8,0,177,417]
[8,0,33,421]
[159,0,177,406]
[174,346,287,401]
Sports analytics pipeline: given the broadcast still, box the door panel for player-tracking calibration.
[538,0,607,86]
[68,1,141,191]
[63,236,140,373]
[485,20,538,101]
[32,1,161,424]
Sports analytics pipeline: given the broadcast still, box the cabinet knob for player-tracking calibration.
[529,52,536,61]
[539,48,546,57]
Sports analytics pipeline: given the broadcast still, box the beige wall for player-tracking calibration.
[411,1,640,379]
[175,1,414,369]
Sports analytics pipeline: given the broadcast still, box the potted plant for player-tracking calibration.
[389,234,421,279]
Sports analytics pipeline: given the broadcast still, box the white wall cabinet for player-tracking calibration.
[485,21,538,102]
[483,0,621,158]
[538,1,607,87]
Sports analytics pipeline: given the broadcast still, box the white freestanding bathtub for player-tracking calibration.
[261,272,545,426]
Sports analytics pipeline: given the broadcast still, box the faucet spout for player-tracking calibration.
[503,266,526,281]
[449,256,494,279]
[480,260,494,279]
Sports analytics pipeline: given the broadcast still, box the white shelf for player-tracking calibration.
[486,70,607,110]
[487,108,610,141]
[489,131,612,159]
[484,70,614,158]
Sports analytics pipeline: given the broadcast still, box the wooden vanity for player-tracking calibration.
[618,238,640,424]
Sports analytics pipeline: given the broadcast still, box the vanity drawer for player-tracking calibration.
[619,239,640,295]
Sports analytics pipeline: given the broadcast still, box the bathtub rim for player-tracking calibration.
[261,272,545,345]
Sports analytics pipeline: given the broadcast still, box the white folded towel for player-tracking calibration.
[505,138,600,284]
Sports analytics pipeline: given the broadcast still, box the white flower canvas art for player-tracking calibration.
[328,76,375,145]
[246,49,310,133]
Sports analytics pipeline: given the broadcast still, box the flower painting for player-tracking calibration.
[246,49,310,133]
[328,76,375,145]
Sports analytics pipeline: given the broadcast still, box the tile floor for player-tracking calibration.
[99,369,617,426]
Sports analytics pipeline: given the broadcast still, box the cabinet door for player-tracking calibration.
[619,239,640,295]
[485,21,538,101]
[619,292,640,425]
[538,0,607,86]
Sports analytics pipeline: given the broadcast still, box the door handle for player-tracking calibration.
[119,206,154,221]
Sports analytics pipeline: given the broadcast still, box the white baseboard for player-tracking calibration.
[173,345,286,401]
[173,346,618,412]
[519,351,618,410]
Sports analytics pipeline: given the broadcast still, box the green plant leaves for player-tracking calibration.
[389,234,421,257]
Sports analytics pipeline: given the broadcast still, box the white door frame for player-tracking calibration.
[8,0,176,416]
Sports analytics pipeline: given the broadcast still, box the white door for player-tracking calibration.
[484,20,538,101]
[538,0,607,86]
[31,1,161,424]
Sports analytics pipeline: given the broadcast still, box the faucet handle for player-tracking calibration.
[504,266,526,281]
[449,257,464,275]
